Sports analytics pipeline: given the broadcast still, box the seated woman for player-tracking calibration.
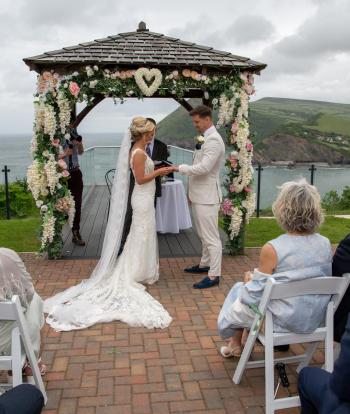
[0,248,46,376]
[218,179,333,357]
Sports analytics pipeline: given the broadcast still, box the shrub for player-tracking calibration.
[0,179,37,219]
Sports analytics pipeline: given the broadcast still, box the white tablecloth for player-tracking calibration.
[156,179,192,233]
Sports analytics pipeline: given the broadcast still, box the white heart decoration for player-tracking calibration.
[134,68,163,97]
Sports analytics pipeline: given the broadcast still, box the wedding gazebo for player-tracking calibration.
[23,22,266,258]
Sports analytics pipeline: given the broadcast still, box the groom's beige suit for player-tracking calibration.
[179,125,225,277]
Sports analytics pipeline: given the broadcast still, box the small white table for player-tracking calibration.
[156,179,192,234]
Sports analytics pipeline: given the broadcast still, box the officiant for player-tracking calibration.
[118,118,170,255]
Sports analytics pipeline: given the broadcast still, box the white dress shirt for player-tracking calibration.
[203,125,217,138]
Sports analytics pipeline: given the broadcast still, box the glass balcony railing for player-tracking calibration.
[80,145,194,188]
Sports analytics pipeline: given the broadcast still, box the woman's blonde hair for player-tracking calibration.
[272,179,324,234]
[130,116,155,142]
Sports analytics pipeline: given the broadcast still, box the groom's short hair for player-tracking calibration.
[189,105,212,119]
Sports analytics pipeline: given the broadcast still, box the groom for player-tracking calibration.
[175,105,225,289]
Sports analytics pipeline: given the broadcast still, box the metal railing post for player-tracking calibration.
[309,164,316,185]
[256,163,263,218]
[2,165,11,219]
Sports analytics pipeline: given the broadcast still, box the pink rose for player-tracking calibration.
[126,70,133,78]
[57,159,67,170]
[42,71,52,81]
[190,70,199,80]
[244,84,255,95]
[114,71,121,78]
[244,187,252,193]
[230,158,238,169]
[69,81,80,97]
[231,121,238,134]
[222,199,233,215]
[172,70,179,79]
[62,170,70,178]
[229,184,236,193]
[246,142,254,151]
[119,71,127,79]
[51,138,60,147]
[182,69,191,78]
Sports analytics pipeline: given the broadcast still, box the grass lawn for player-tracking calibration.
[1,216,349,253]
[245,217,350,247]
[0,218,40,252]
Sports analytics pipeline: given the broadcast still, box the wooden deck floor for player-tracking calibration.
[61,185,225,259]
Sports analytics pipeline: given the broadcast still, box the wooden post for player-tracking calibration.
[2,165,11,219]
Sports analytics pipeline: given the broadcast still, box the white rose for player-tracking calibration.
[230,150,239,159]
[64,133,70,140]
[93,65,99,71]
[73,71,79,77]
[89,80,98,88]
[36,200,43,208]
[41,189,49,196]
[42,150,50,158]
[204,91,209,99]
[41,205,48,213]
[63,83,68,88]
[57,183,62,189]
[212,98,218,105]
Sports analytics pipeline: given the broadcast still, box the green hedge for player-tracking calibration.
[322,186,350,213]
[0,179,37,219]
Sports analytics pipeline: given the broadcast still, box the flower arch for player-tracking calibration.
[28,65,256,258]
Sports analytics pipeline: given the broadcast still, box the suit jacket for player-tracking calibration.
[151,139,169,198]
[333,233,350,342]
[179,130,225,204]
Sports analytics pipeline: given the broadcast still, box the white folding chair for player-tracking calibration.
[0,295,47,404]
[233,274,350,414]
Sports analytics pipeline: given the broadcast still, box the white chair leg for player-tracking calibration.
[296,342,319,373]
[11,327,22,387]
[265,314,275,414]
[233,328,259,384]
[325,303,334,373]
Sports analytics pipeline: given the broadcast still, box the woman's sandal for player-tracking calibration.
[220,344,242,358]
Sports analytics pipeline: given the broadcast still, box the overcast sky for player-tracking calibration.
[0,0,349,134]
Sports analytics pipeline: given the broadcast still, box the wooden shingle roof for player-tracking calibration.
[23,22,266,73]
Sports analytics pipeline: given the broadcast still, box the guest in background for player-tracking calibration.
[298,314,350,414]
[0,248,46,376]
[0,384,44,414]
[217,179,332,357]
[59,124,85,246]
[119,118,169,255]
[332,233,350,342]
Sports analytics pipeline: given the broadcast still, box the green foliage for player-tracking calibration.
[322,187,350,212]
[0,179,37,219]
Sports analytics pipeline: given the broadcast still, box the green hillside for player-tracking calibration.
[157,97,350,163]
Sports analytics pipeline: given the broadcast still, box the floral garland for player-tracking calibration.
[218,71,256,253]
[28,65,256,257]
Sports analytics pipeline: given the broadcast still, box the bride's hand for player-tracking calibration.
[157,166,174,176]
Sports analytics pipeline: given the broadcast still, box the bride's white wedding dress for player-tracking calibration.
[44,146,172,331]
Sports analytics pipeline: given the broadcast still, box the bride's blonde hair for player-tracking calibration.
[130,117,155,142]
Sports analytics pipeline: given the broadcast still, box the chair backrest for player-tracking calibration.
[270,275,350,311]
[0,296,47,403]
[105,169,116,195]
[256,274,350,319]
[0,300,18,321]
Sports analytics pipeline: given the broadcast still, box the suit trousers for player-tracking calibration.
[0,384,44,414]
[67,168,83,232]
[298,367,350,414]
[191,203,222,277]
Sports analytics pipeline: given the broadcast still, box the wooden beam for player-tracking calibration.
[172,97,194,112]
[71,95,105,128]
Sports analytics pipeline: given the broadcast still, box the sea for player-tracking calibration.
[1,133,349,209]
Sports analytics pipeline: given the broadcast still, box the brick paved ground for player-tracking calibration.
[19,250,321,414]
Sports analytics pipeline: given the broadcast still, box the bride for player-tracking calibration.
[44,117,174,331]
